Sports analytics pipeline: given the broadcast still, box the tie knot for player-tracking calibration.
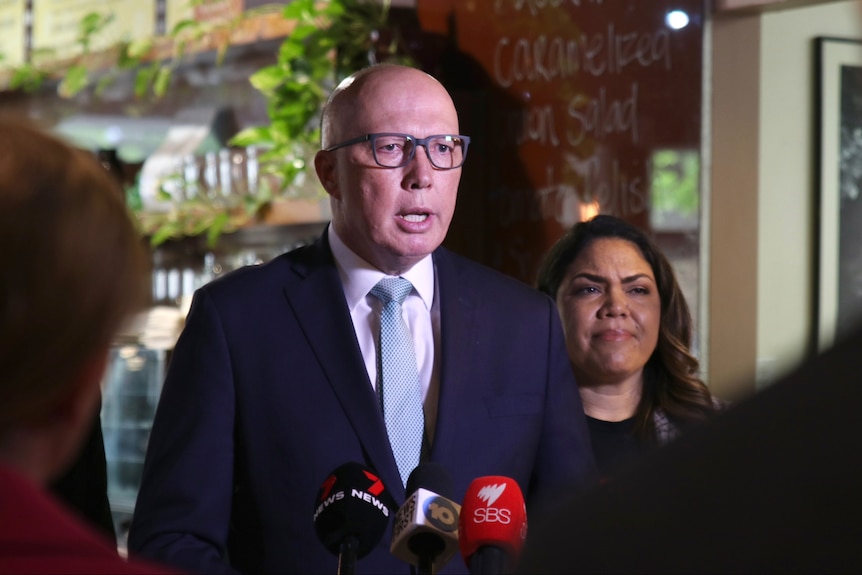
[371,277,413,306]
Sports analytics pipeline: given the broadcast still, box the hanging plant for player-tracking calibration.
[0,0,415,247]
[230,0,414,195]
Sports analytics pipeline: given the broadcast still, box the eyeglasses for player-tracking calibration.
[324,133,471,170]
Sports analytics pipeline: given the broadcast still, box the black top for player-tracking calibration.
[49,408,115,542]
[586,415,647,480]
[520,325,862,574]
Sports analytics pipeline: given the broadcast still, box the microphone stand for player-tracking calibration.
[417,555,435,575]
[469,546,509,575]
[337,536,359,575]
[411,534,443,575]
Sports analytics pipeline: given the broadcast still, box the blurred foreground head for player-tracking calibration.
[0,118,149,477]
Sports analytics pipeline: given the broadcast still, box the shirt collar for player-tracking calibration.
[328,226,434,311]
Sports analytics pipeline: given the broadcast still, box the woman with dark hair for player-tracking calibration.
[537,214,721,478]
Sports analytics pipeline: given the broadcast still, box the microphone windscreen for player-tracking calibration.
[391,463,461,567]
[459,476,528,565]
[406,461,453,498]
[313,462,396,559]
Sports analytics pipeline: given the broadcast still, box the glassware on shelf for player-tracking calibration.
[100,345,166,547]
[203,150,219,198]
[182,154,201,199]
[147,146,263,206]
[219,148,233,197]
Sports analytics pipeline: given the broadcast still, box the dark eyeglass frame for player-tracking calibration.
[324,132,471,170]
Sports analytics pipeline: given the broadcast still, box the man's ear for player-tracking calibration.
[314,150,340,200]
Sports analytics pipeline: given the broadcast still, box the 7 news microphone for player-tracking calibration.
[458,476,528,575]
[312,462,396,575]
[390,463,461,575]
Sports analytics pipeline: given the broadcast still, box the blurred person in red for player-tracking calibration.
[0,118,177,574]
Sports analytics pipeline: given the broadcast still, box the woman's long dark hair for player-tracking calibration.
[536,215,717,441]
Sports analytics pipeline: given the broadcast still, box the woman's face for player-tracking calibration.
[556,238,661,388]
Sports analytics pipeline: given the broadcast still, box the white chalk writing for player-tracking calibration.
[494,0,604,16]
[493,25,670,87]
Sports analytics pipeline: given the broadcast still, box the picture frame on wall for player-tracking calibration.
[814,37,862,351]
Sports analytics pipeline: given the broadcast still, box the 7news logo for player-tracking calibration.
[314,469,389,522]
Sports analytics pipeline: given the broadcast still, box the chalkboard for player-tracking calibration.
[412,0,704,308]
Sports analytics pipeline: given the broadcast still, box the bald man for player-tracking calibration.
[128,65,595,574]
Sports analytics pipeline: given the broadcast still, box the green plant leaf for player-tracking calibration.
[153,66,173,97]
[9,65,46,92]
[125,38,153,61]
[229,126,275,147]
[170,18,199,36]
[58,65,90,98]
[216,42,229,66]
[79,12,108,36]
[150,222,179,246]
[290,23,318,42]
[249,65,285,92]
[156,187,174,202]
[134,65,157,98]
[78,11,114,51]
[278,40,304,62]
[206,212,230,248]
[282,0,316,20]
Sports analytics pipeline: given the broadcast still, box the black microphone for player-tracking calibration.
[313,462,395,575]
[390,463,461,575]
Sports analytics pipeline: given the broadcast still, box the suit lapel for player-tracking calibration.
[281,235,404,498]
[430,249,479,463]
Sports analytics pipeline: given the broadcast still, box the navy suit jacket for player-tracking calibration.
[128,233,595,574]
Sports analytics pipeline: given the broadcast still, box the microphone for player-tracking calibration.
[391,463,461,575]
[313,462,395,575]
[458,476,528,575]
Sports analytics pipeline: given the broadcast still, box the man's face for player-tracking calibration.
[317,68,463,275]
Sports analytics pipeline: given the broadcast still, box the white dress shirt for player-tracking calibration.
[328,226,441,443]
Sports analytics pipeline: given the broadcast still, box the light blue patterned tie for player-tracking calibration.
[370,277,425,487]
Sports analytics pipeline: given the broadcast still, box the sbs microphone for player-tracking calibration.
[313,462,395,575]
[391,462,461,575]
[458,476,527,575]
